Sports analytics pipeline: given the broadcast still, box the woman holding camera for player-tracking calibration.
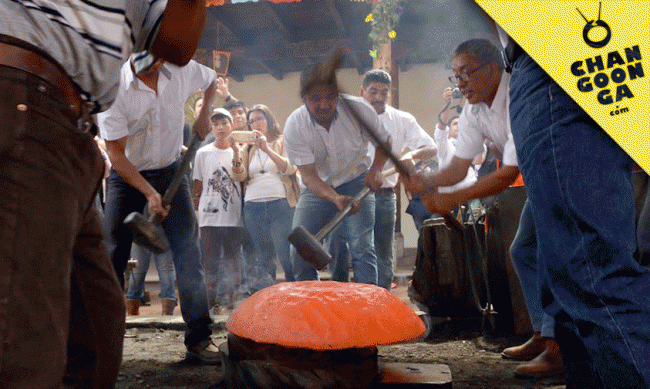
[233,104,300,288]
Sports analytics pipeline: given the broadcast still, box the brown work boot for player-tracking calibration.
[502,332,547,361]
[126,299,140,315]
[515,338,564,378]
[161,298,177,316]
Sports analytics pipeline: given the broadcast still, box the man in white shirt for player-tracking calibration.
[99,56,220,364]
[283,63,389,283]
[330,69,436,290]
[402,38,563,378]
[404,39,519,214]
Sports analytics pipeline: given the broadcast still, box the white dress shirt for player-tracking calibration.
[434,124,477,193]
[283,94,390,188]
[370,105,435,188]
[455,72,518,167]
[98,59,215,171]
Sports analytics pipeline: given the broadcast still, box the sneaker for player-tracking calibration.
[186,339,223,365]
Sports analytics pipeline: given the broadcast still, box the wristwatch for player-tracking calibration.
[232,159,242,167]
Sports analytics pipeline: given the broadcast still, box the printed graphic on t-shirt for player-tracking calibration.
[203,166,241,214]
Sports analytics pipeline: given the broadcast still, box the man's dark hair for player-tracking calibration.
[223,99,247,112]
[452,39,504,73]
[300,62,338,96]
[362,69,391,88]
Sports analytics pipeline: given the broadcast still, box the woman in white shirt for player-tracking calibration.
[233,105,300,286]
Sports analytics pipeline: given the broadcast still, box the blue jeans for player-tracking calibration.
[244,198,295,285]
[509,200,554,338]
[374,190,396,289]
[126,243,177,301]
[104,162,212,349]
[291,174,378,284]
[239,227,259,294]
[510,52,650,387]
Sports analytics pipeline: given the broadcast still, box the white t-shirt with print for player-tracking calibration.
[193,144,243,228]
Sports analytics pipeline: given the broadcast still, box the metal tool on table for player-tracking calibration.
[124,134,203,253]
[288,167,397,270]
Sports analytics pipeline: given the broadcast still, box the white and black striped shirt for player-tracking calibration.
[0,0,167,111]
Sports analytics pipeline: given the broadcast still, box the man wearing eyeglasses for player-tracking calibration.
[402,38,519,211]
[402,38,565,378]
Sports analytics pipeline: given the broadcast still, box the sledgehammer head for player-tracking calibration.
[288,226,331,270]
[124,212,170,254]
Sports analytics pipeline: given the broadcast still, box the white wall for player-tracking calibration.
[219,63,455,248]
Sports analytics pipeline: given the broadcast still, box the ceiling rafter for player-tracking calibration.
[323,0,345,33]
[259,0,289,37]
[255,59,284,80]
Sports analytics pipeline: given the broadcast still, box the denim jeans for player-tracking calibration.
[509,200,554,337]
[0,66,124,388]
[510,52,650,387]
[199,226,244,308]
[103,162,212,349]
[374,190,396,289]
[244,199,295,285]
[291,174,378,284]
[126,243,177,301]
[239,227,259,294]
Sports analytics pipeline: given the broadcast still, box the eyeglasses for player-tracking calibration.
[248,116,266,125]
[448,62,489,84]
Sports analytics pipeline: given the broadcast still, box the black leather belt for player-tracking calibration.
[0,40,92,130]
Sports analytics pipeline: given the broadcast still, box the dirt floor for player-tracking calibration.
[118,323,566,389]
[120,301,566,389]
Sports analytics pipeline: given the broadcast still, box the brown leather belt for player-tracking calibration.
[0,41,86,117]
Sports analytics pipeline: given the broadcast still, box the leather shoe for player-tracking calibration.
[514,338,564,378]
[502,332,547,361]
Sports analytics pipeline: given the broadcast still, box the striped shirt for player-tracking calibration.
[0,0,167,111]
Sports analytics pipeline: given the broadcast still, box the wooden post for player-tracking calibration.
[372,29,404,262]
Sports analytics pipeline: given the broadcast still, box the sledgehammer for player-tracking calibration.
[288,167,398,270]
[123,134,202,254]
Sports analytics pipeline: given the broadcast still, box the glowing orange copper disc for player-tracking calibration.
[226,281,426,350]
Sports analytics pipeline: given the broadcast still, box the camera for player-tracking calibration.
[452,87,463,99]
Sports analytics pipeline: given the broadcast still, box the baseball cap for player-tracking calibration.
[211,107,233,122]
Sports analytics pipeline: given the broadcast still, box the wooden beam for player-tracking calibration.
[216,21,239,46]
[288,39,350,58]
[324,0,345,33]
[255,59,283,81]
[347,50,365,75]
[259,0,288,36]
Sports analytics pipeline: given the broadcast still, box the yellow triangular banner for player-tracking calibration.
[475,0,649,172]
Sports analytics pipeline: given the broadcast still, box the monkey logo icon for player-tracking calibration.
[576,2,611,49]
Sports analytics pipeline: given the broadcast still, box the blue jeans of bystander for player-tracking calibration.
[244,198,295,285]
[126,243,177,301]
